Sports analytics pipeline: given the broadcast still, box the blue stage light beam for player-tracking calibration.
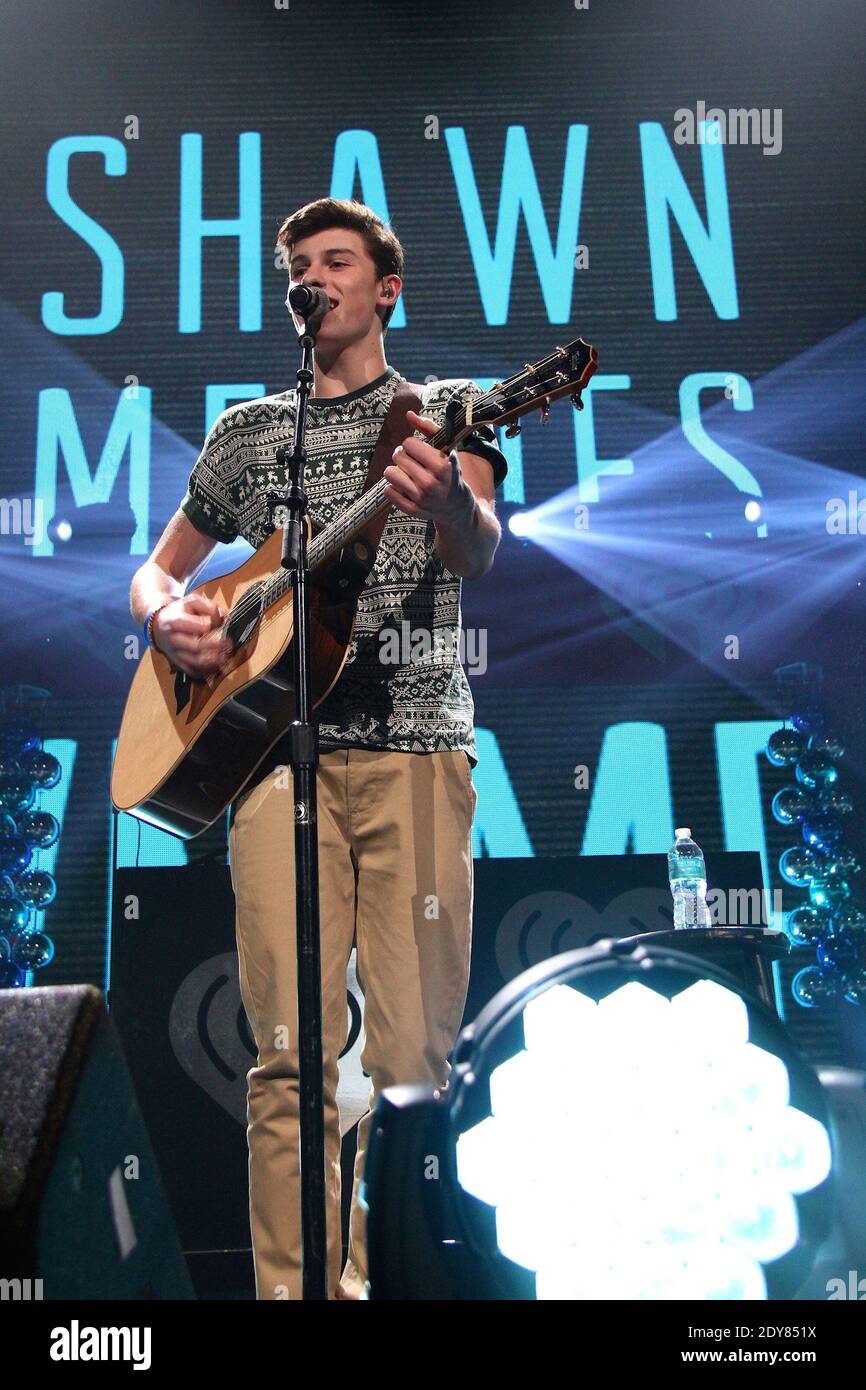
[514,318,866,687]
[0,301,253,694]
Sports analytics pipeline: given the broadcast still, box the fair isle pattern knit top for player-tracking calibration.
[180,366,507,769]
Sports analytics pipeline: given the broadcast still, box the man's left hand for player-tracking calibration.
[383,410,474,523]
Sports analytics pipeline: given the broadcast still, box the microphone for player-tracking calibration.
[287,283,330,321]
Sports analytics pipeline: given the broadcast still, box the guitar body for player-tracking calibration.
[110,525,364,838]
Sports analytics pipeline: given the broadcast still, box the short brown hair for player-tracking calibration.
[275,198,404,332]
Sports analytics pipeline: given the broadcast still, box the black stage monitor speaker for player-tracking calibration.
[0,984,195,1300]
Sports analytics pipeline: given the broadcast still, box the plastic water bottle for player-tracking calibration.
[668,828,711,930]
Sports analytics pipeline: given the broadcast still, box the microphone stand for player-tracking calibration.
[264,303,327,1301]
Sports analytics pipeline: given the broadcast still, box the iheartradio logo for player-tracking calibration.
[167,951,368,1133]
[493,888,673,980]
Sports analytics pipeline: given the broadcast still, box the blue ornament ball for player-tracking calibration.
[779,846,818,885]
[809,876,851,909]
[792,965,839,1007]
[10,930,54,971]
[832,904,866,934]
[19,749,61,790]
[0,831,32,876]
[0,726,40,758]
[816,931,860,972]
[808,730,845,761]
[791,707,826,734]
[802,813,843,850]
[842,969,866,1005]
[796,751,839,789]
[831,848,862,878]
[0,872,16,899]
[18,809,60,849]
[766,728,805,766]
[0,774,36,816]
[818,787,853,817]
[787,905,832,946]
[809,850,830,879]
[772,785,813,825]
[14,870,56,909]
[0,934,9,964]
[0,897,29,933]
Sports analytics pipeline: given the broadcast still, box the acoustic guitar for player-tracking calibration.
[110,338,598,837]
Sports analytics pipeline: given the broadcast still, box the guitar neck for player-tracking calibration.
[308,474,389,568]
[251,337,597,618]
[260,418,459,612]
[309,414,463,566]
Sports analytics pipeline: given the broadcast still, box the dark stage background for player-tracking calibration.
[1,0,864,1062]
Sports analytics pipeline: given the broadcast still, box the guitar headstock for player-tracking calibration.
[447,338,598,441]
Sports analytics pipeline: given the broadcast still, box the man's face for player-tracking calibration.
[287,227,393,344]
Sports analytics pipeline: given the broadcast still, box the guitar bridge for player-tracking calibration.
[174,669,191,714]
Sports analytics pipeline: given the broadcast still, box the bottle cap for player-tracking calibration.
[675,827,691,839]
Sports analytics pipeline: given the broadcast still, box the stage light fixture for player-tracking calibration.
[364,936,861,1301]
[455,977,829,1299]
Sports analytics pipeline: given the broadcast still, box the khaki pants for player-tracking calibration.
[228,746,477,1300]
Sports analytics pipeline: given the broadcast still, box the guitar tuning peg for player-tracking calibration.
[505,422,522,438]
[570,390,585,412]
[539,396,551,425]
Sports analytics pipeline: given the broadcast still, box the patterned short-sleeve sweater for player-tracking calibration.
[180,365,507,771]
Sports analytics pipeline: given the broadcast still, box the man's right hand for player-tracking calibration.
[150,593,233,679]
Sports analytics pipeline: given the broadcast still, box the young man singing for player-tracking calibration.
[129,197,507,1299]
